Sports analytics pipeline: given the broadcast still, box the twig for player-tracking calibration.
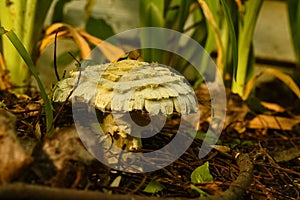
[0,153,254,200]
[54,31,60,81]
[52,53,83,128]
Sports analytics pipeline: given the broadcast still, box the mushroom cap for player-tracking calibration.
[52,60,198,115]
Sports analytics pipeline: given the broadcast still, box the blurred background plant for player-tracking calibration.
[1,0,300,110]
[138,0,262,97]
[287,0,300,84]
[0,0,52,92]
[0,0,121,135]
[137,0,300,103]
[0,0,115,91]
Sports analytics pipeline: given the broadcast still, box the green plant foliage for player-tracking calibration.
[190,161,213,183]
[140,0,164,27]
[246,92,268,114]
[231,0,263,96]
[287,0,300,66]
[139,0,165,63]
[84,0,96,20]
[1,27,54,136]
[137,0,263,94]
[85,17,115,39]
[52,0,72,23]
[225,138,253,149]
[143,179,165,194]
[287,0,300,86]
[165,0,194,32]
[0,100,7,109]
[220,0,238,81]
[0,0,52,91]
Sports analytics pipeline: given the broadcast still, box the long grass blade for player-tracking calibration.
[220,0,238,80]
[1,27,54,136]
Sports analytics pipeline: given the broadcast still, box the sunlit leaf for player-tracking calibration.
[191,161,213,183]
[140,0,164,27]
[0,0,52,89]
[143,179,165,194]
[231,0,263,96]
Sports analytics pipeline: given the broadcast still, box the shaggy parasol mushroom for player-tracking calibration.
[52,60,198,152]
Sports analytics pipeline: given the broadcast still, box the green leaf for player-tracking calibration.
[195,131,206,140]
[202,0,220,55]
[139,0,165,63]
[52,0,72,23]
[0,0,52,89]
[1,28,54,136]
[140,0,164,27]
[143,179,165,194]
[190,9,207,46]
[191,161,213,183]
[25,0,53,53]
[246,93,267,114]
[231,0,263,96]
[85,17,115,39]
[165,0,194,32]
[220,0,238,81]
[177,0,194,32]
[165,0,180,28]
[287,0,300,64]
[0,27,5,35]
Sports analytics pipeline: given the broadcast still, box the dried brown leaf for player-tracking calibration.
[78,30,125,61]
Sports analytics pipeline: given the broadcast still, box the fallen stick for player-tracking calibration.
[0,153,253,200]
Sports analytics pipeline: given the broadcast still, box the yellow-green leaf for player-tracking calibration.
[191,161,213,183]
[143,179,165,194]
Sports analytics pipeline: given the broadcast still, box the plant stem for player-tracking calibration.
[231,0,263,96]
